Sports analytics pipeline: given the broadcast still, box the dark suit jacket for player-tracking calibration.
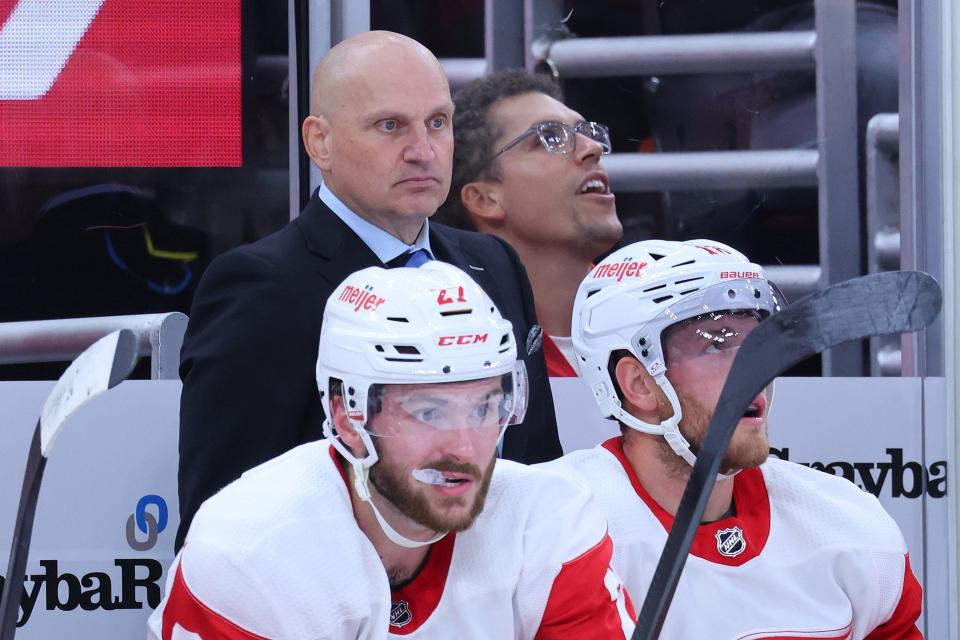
[176,195,561,550]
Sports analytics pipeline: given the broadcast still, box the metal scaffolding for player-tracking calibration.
[0,313,188,380]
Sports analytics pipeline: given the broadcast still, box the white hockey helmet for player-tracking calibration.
[317,262,527,548]
[317,261,527,470]
[572,239,784,467]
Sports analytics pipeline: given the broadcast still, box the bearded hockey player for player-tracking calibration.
[148,261,634,639]
[539,239,922,639]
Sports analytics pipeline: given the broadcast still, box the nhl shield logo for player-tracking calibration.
[390,600,413,628]
[714,526,746,558]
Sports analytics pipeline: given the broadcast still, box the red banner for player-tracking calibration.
[0,0,241,167]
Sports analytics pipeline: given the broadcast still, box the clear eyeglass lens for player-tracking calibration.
[577,122,611,153]
[539,123,574,153]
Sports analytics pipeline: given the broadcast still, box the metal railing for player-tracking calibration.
[865,113,902,376]
[764,265,821,306]
[543,31,816,77]
[441,58,488,91]
[604,150,819,191]
[0,313,188,380]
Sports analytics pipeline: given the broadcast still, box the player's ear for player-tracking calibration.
[615,356,661,419]
[460,181,506,230]
[329,394,369,458]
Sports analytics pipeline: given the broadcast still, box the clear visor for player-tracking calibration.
[366,363,527,437]
[633,280,782,370]
[661,309,763,369]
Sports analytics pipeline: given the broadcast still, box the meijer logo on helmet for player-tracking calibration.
[593,259,648,282]
[339,285,387,312]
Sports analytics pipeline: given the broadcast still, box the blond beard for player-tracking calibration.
[654,385,770,478]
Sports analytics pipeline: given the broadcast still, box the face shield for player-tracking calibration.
[630,279,782,376]
[364,361,528,441]
[661,309,764,370]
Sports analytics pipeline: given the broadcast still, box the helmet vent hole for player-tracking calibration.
[673,259,695,268]
[679,288,700,296]
[394,345,421,355]
[652,295,673,304]
[586,290,600,298]
[641,349,649,357]
[675,276,704,285]
[386,316,410,323]
[727,289,737,299]
[374,345,385,352]
[753,289,761,299]
[499,334,510,345]
[440,308,472,317]
[643,284,667,292]
[649,252,666,261]
[442,365,452,374]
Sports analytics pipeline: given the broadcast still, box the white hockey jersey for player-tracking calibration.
[147,440,635,639]
[539,437,923,640]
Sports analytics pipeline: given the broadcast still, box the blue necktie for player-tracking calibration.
[389,248,431,268]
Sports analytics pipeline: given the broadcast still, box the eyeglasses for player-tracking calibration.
[493,120,612,159]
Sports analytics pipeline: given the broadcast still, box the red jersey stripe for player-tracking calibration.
[162,563,267,640]
[535,534,636,639]
[863,553,923,639]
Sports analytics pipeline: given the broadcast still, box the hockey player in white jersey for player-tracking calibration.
[540,239,923,639]
[148,261,635,639]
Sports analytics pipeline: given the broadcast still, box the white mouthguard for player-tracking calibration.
[412,468,456,486]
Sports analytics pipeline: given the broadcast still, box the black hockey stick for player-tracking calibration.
[0,330,137,639]
[632,270,942,640]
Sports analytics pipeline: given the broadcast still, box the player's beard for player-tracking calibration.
[655,385,770,478]
[369,450,496,534]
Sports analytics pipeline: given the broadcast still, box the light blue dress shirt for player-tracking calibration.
[318,183,434,264]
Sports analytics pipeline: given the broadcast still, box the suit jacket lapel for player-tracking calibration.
[430,223,496,288]
[295,195,383,287]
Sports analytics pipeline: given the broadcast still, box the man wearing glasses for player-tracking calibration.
[438,70,623,383]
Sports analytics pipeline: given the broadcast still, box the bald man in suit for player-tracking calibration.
[176,31,561,550]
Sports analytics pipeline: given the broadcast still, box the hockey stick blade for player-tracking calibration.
[633,270,942,640]
[0,329,138,639]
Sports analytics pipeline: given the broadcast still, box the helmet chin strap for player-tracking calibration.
[350,460,446,549]
[617,375,739,479]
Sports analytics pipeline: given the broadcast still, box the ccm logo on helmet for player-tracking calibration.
[438,334,489,346]
[593,260,649,281]
[720,271,760,279]
[339,285,387,312]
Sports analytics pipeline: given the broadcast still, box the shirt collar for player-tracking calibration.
[318,182,433,264]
